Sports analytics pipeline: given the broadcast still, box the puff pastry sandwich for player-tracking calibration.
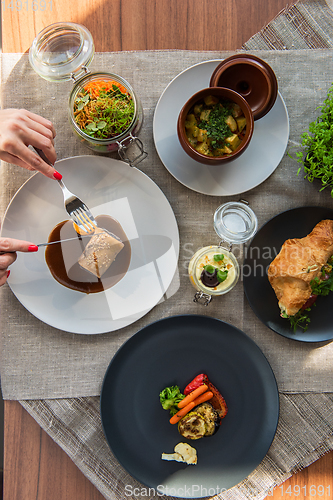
[268,219,333,316]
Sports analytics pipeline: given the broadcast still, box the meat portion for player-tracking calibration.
[268,220,333,316]
[78,228,124,278]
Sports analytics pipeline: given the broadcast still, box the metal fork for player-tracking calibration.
[34,147,97,234]
[56,178,97,234]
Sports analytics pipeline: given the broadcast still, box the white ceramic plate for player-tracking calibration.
[2,156,179,334]
[153,60,290,196]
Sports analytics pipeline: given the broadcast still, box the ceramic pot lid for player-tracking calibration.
[210,54,278,120]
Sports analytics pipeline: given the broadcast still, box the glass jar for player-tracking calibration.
[213,201,258,244]
[29,22,147,166]
[189,245,240,305]
[68,71,144,156]
[188,201,257,305]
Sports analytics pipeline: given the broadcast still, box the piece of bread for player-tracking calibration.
[268,219,333,316]
[78,228,124,278]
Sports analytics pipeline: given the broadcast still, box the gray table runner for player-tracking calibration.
[2,1,333,499]
[2,48,333,399]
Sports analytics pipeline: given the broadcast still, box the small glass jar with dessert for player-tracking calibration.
[188,201,258,305]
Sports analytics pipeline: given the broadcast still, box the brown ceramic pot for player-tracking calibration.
[177,87,254,165]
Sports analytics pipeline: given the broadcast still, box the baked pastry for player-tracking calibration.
[268,219,333,316]
[78,228,124,278]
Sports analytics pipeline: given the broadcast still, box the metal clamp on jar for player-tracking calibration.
[29,22,147,167]
[188,201,258,305]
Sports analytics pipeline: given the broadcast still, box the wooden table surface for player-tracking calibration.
[2,1,332,499]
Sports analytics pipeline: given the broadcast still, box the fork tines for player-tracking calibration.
[73,206,97,234]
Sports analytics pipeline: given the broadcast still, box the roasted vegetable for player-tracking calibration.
[159,385,185,416]
[184,374,206,395]
[170,402,196,425]
[204,376,228,419]
[170,390,213,424]
[178,411,207,440]
[184,373,228,419]
[178,384,208,408]
[178,402,221,440]
[196,402,221,436]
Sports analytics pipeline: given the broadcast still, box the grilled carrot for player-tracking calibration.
[169,402,195,424]
[177,384,208,408]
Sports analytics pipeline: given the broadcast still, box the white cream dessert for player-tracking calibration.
[78,228,124,279]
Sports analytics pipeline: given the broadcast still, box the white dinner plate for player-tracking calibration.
[153,60,290,196]
[2,156,179,334]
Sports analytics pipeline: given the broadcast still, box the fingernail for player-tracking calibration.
[53,171,62,180]
[28,245,39,252]
[6,270,10,278]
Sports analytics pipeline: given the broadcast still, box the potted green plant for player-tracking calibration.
[296,83,333,197]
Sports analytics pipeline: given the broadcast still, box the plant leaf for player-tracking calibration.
[86,122,98,131]
[97,121,107,129]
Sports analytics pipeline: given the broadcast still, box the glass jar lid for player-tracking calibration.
[214,201,258,244]
[29,22,95,82]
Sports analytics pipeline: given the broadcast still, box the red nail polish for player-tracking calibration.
[53,171,62,180]
[28,245,39,252]
[6,270,10,278]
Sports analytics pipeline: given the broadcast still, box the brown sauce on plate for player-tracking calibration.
[45,215,131,293]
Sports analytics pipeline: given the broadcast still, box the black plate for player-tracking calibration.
[100,315,279,498]
[243,206,333,342]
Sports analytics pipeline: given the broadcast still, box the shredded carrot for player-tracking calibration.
[83,79,128,98]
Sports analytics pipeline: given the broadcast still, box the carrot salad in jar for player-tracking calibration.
[73,79,135,140]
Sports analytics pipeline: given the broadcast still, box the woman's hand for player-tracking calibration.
[0,237,38,286]
[0,109,62,180]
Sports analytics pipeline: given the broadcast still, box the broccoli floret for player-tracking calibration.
[159,386,185,416]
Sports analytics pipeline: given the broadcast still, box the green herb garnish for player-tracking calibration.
[310,272,333,296]
[214,254,224,262]
[285,308,312,333]
[204,264,216,274]
[295,83,333,196]
[217,269,228,283]
[285,255,333,332]
[159,386,185,416]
